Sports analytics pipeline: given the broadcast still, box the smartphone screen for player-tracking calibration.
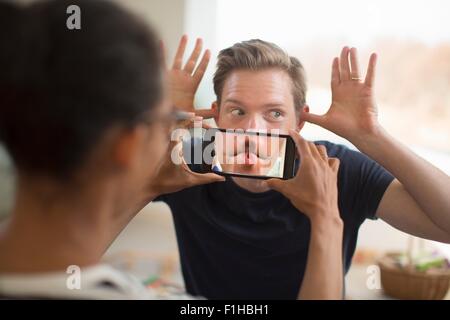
[184,128,296,180]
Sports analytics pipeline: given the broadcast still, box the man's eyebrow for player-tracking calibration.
[223,99,285,108]
[223,98,243,105]
[262,103,285,108]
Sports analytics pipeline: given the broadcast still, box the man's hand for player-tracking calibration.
[266,130,341,225]
[164,35,217,118]
[301,46,450,247]
[148,115,225,198]
[302,47,379,146]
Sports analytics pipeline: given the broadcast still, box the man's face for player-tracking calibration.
[216,69,301,132]
[214,68,304,177]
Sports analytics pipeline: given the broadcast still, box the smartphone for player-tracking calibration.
[183,128,297,180]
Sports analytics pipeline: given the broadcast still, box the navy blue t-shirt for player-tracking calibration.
[155,141,394,299]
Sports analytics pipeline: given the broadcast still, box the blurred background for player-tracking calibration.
[0,0,449,299]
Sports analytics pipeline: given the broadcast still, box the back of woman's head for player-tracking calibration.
[0,0,163,179]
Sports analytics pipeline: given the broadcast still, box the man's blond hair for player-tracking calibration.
[213,39,307,115]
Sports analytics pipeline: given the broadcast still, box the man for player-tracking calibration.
[155,37,450,299]
[0,0,342,300]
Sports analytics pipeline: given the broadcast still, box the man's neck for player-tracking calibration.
[0,178,128,274]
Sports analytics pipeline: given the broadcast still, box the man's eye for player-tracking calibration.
[269,110,283,119]
[231,109,245,116]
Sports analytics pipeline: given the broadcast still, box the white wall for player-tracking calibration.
[113,0,186,57]
[115,0,219,107]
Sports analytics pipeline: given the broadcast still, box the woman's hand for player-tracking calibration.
[164,35,217,118]
[266,130,341,225]
[148,115,224,197]
[267,130,344,299]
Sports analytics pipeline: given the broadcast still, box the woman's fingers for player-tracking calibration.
[266,178,288,194]
[328,157,340,172]
[288,130,329,163]
[316,144,328,162]
[288,128,330,165]
[288,129,311,160]
[307,141,322,160]
[169,139,184,165]
[183,164,226,183]
[196,172,226,183]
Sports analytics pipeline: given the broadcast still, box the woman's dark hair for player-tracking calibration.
[0,0,163,179]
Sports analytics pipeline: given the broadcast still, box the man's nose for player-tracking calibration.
[244,114,268,132]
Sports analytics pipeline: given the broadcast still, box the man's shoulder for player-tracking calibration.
[313,140,374,169]
[314,140,353,158]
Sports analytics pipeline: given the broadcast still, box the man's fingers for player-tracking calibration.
[172,35,188,70]
[349,47,361,80]
[172,114,200,132]
[331,57,340,87]
[193,49,211,85]
[201,121,213,130]
[364,53,377,88]
[184,38,203,74]
[175,111,196,125]
[340,47,351,81]
[300,110,327,127]
[194,108,218,119]
[177,111,196,119]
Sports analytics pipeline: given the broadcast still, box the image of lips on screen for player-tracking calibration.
[213,132,286,177]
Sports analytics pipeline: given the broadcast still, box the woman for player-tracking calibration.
[0,0,223,299]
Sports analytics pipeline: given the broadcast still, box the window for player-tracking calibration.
[213,0,450,172]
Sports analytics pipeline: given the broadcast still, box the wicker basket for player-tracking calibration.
[378,252,450,300]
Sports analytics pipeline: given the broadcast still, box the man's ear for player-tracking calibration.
[296,105,309,131]
[211,101,219,126]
